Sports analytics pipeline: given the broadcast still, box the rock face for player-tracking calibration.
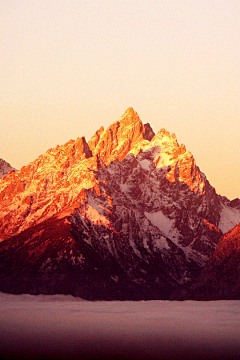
[0,108,239,299]
[172,222,240,300]
[0,159,15,178]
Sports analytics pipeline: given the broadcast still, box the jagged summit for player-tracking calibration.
[0,108,204,240]
[118,107,139,124]
[0,109,239,299]
[88,108,154,164]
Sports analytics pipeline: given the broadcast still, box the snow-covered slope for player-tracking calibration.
[0,108,239,299]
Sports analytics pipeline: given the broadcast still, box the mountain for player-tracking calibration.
[0,108,239,299]
[0,159,16,178]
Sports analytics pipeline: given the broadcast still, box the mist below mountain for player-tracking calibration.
[1,293,240,360]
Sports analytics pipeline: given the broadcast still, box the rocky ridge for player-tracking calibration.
[172,222,240,300]
[0,159,16,178]
[0,108,239,299]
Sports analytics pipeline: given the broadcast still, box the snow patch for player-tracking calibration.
[139,159,151,171]
[120,183,131,193]
[219,204,240,233]
[144,211,179,243]
[152,236,170,251]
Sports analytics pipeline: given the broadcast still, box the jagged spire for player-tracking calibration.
[88,107,148,164]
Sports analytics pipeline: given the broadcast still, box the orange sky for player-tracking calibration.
[1,1,240,199]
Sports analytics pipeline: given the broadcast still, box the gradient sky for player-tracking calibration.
[1,0,240,199]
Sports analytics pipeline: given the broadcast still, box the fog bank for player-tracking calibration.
[0,293,240,360]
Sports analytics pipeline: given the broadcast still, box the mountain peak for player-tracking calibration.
[125,106,135,113]
[0,109,240,300]
[123,106,135,115]
[118,107,141,126]
[89,108,154,164]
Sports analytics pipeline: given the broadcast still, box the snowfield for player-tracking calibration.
[0,293,240,360]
